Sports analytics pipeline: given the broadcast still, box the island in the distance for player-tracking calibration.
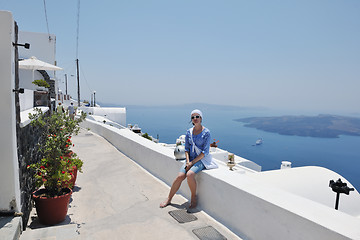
[234,114,360,138]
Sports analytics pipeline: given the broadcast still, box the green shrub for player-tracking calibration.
[142,132,152,141]
[32,79,50,88]
[28,109,86,197]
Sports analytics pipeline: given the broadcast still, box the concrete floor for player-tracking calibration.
[20,129,241,240]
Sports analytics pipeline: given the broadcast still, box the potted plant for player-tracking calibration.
[210,139,219,148]
[32,79,50,91]
[62,151,83,189]
[210,139,219,152]
[227,153,235,170]
[28,108,86,225]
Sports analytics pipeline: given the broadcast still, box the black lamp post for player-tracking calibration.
[329,178,354,210]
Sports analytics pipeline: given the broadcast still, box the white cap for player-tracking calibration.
[190,109,203,118]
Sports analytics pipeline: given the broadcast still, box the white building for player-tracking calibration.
[0,11,63,238]
[0,10,21,216]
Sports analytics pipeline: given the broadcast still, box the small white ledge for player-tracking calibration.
[20,106,49,128]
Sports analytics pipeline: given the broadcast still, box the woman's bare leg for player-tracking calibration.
[160,172,186,208]
[186,170,197,208]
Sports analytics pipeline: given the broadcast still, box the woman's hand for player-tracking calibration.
[185,161,193,172]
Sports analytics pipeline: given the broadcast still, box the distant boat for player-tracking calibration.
[255,138,263,145]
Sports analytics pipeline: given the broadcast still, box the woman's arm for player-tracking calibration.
[202,130,211,156]
[191,153,205,164]
[185,152,204,172]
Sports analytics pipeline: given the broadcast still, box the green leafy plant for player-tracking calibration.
[32,79,50,88]
[142,132,152,141]
[28,108,86,197]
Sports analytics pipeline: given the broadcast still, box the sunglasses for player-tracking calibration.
[191,115,201,119]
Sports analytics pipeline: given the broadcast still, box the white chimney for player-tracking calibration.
[281,161,292,169]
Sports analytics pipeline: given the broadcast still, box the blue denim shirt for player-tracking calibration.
[185,127,211,162]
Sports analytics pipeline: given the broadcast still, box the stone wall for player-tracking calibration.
[16,118,44,229]
[13,21,43,229]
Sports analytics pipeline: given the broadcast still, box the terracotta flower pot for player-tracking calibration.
[72,165,78,183]
[68,166,78,188]
[33,188,72,225]
[65,151,73,158]
[62,166,78,189]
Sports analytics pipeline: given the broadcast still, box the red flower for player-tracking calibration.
[27,165,30,168]
[65,145,69,147]
[73,144,75,147]
[62,171,65,174]
[38,172,42,176]
[40,166,45,170]
[60,156,63,159]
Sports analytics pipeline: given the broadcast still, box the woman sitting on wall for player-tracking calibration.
[160,109,218,209]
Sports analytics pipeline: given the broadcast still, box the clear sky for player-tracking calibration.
[2,0,360,114]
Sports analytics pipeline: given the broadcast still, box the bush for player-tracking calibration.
[28,108,86,197]
[142,132,152,141]
[32,79,50,88]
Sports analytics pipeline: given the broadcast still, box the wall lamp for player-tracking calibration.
[12,42,30,49]
[13,88,24,94]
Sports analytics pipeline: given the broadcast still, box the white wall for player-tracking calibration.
[18,31,60,101]
[79,107,126,127]
[81,118,360,240]
[0,10,21,212]
[18,31,57,68]
[18,31,58,82]
[18,69,43,90]
[19,89,34,111]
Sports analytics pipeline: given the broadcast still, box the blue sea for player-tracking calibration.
[111,104,360,191]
